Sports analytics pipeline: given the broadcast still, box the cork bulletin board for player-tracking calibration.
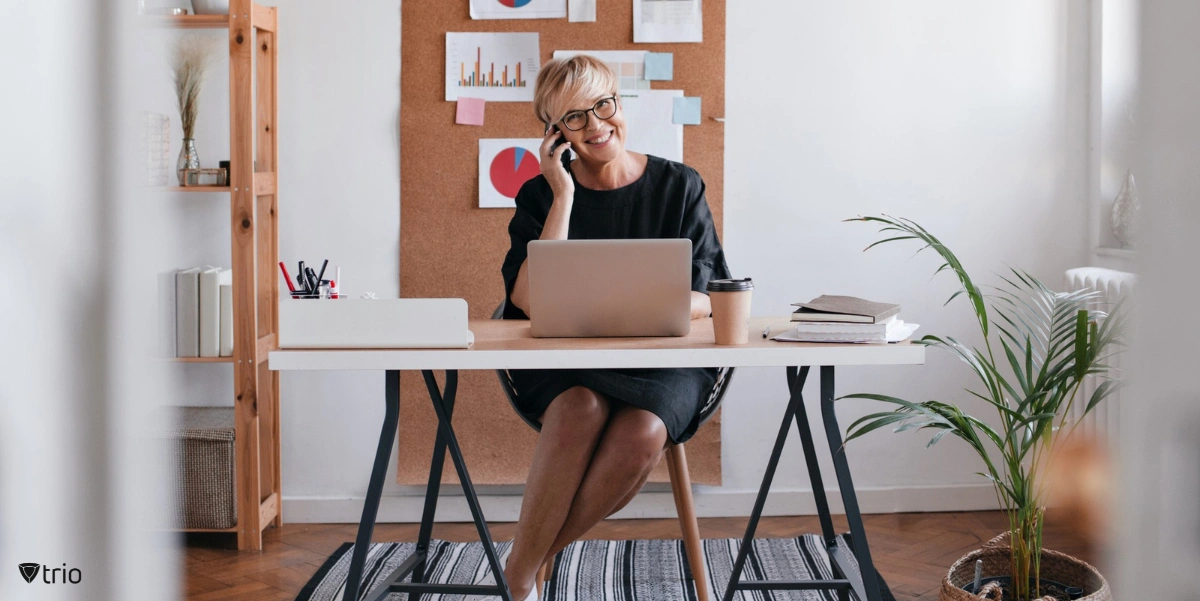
[398,1,727,486]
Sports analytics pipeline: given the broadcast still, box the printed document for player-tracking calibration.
[568,0,596,22]
[634,0,702,43]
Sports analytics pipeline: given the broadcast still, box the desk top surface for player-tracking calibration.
[268,317,926,371]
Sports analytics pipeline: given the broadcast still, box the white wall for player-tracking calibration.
[272,0,405,513]
[1087,0,1140,271]
[719,0,1091,516]
[168,0,1094,522]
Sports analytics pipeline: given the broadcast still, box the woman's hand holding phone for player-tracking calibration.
[540,126,574,200]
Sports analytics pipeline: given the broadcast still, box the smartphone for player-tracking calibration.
[546,124,573,172]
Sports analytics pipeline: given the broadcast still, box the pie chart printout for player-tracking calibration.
[465,0,565,22]
[490,147,541,199]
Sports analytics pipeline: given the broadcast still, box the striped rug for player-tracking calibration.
[297,534,895,601]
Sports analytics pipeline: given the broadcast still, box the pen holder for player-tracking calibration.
[278,298,472,348]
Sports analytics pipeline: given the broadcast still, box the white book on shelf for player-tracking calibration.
[199,267,224,358]
[175,268,201,357]
[158,271,177,358]
[219,271,233,357]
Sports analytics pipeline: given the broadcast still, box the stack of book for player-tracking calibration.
[159,267,234,358]
[776,295,918,343]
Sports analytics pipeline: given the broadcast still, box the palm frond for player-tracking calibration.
[846,215,989,337]
[1084,378,1122,415]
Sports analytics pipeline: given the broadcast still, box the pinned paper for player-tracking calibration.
[479,139,543,208]
[622,89,684,163]
[456,97,486,126]
[446,32,540,102]
[555,49,650,90]
[672,96,701,125]
[470,0,566,20]
[569,0,596,22]
[634,0,703,43]
[644,52,673,81]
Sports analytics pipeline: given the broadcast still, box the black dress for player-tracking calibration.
[500,155,732,444]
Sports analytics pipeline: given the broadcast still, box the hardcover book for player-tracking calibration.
[791,295,900,324]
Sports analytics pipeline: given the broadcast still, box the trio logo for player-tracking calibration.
[18,563,39,583]
[17,562,81,584]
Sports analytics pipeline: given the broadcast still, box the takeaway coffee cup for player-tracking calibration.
[706,278,754,345]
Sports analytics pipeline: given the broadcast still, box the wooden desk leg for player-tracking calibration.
[343,370,401,601]
[820,366,882,601]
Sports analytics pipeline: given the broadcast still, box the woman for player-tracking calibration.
[499,55,731,601]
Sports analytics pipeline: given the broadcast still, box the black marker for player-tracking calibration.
[314,259,329,297]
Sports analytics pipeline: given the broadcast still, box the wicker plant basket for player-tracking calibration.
[940,534,1111,601]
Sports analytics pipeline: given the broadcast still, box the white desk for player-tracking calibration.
[270,317,925,601]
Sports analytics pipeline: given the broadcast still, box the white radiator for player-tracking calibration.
[1064,267,1136,446]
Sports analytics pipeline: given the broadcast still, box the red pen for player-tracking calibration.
[278,261,297,293]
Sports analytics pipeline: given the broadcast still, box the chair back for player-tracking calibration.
[492,301,543,431]
[490,300,734,435]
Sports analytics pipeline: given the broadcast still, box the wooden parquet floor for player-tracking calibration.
[183,511,1100,601]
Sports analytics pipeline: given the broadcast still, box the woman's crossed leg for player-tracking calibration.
[504,388,669,600]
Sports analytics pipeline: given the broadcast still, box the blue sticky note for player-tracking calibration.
[673,96,701,125]
[644,52,674,81]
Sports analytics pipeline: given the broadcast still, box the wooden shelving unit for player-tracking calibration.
[144,14,230,29]
[165,186,230,193]
[155,1,281,552]
[173,356,236,364]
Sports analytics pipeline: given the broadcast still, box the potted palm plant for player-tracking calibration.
[842,216,1124,601]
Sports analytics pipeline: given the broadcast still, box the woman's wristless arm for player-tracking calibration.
[512,131,576,315]
[540,193,573,240]
[510,192,572,315]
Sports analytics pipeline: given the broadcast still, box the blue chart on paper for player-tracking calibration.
[498,0,533,7]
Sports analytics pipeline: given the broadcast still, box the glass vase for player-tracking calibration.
[177,138,200,185]
[1110,170,1140,249]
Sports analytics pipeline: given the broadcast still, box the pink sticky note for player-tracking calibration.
[456,97,486,126]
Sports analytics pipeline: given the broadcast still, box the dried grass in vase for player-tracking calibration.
[170,33,220,140]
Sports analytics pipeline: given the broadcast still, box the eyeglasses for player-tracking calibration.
[557,96,618,131]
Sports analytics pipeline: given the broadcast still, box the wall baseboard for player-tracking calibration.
[282,483,1000,524]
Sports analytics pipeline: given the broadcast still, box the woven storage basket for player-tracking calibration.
[163,406,237,530]
[940,534,1110,601]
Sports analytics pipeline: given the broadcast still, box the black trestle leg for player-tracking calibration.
[410,370,457,601]
[343,370,401,601]
[821,366,882,601]
[788,367,838,545]
[422,370,513,601]
[721,367,804,601]
[789,367,848,601]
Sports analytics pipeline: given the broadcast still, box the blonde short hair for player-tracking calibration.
[533,55,619,127]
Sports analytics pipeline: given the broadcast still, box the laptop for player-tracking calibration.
[527,239,692,338]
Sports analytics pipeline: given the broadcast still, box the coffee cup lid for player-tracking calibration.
[706,278,754,292]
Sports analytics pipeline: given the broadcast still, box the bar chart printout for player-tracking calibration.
[446,32,540,102]
[460,48,525,88]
